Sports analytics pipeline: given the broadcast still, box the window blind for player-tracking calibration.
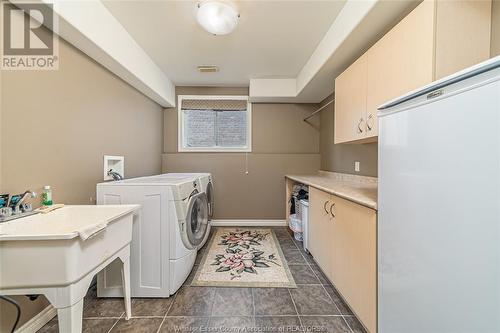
[181,99,247,111]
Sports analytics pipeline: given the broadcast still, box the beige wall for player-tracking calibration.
[0,65,3,193]
[163,87,320,220]
[319,94,378,177]
[0,36,163,332]
[1,40,163,202]
[0,297,50,333]
[493,0,500,56]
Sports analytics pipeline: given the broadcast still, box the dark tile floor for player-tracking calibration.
[38,227,366,333]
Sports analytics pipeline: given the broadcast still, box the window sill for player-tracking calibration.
[177,148,252,153]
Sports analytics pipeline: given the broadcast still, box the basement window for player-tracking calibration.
[178,95,252,152]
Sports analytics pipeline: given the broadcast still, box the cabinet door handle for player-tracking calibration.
[323,201,330,214]
[367,114,373,131]
[357,118,364,134]
[329,202,336,218]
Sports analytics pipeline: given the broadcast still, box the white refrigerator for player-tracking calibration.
[378,56,500,333]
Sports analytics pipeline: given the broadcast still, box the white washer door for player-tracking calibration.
[184,191,209,249]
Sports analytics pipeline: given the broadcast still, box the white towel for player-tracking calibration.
[77,222,108,241]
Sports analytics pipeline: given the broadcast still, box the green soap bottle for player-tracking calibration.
[42,185,53,206]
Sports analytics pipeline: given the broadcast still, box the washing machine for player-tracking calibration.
[95,174,209,297]
[162,173,213,248]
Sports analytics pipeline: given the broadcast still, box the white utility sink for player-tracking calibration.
[0,205,139,333]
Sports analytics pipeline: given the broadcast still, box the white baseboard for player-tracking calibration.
[211,219,287,227]
[16,304,56,333]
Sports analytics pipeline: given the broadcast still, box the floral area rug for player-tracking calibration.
[192,228,297,288]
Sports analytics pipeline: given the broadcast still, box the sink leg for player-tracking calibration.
[121,256,132,320]
[57,298,84,333]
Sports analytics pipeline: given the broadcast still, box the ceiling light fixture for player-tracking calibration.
[197,0,239,36]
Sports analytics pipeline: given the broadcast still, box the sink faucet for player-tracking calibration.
[14,190,37,214]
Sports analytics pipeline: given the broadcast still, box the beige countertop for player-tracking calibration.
[286,171,378,210]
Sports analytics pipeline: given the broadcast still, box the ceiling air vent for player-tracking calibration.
[197,66,219,73]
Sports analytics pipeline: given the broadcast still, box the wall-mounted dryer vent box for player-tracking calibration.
[103,155,124,181]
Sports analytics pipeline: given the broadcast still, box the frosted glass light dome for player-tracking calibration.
[197,1,239,36]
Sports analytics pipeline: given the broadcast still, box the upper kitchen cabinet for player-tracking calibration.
[334,54,368,143]
[334,0,492,144]
[433,0,493,79]
[365,1,435,139]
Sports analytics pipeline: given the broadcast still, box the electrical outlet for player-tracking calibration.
[354,161,360,172]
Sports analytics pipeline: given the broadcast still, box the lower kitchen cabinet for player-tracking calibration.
[309,187,377,333]
[308,187,333,275]
[332,195,377,333]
